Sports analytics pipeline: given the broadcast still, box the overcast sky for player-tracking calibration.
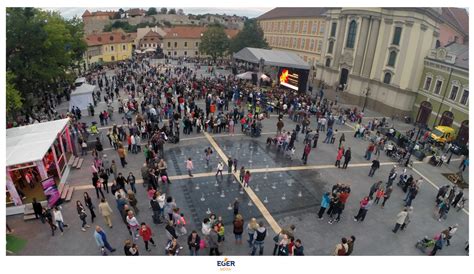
[44,7,274,19]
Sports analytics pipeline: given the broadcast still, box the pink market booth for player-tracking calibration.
[6,119,73,212]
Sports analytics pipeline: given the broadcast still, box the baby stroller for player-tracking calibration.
[415,236,435,254]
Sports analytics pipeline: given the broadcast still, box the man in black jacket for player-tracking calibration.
[251,222,266,256]
[368,159,380,177]
[342,147,351,169]
[32,198,44,222]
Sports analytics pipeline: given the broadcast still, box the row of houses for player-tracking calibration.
[84,26,239,65]
[257,7,469,141]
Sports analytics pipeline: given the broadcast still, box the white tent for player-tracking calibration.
[236,71,271,81]
[6,119,70,166]
[233,47,310,70]
[69,83,96,111]
[74,77,86,86]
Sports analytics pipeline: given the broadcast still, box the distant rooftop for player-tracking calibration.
[445,43,469,69]
[257,7,327,20]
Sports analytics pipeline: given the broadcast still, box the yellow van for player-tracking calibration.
[430,126,456,144]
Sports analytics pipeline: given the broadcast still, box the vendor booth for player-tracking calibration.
[69,83,96,112]
[6,119,73,208]
[233,47,310,92]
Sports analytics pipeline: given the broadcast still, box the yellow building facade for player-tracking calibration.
[85,31,136,67]
[258,8,328,66]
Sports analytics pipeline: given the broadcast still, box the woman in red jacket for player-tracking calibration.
[335,146,344,168]
[139,222,156,251]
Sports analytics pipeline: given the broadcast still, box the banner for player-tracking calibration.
[41,177,60,208]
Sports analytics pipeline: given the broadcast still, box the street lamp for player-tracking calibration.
[362,87,370,112]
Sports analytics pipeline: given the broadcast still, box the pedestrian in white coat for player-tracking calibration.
[392,208,408,233]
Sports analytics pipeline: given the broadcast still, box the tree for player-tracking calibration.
[199,24,230,62]
[6,71,23,121]
[168,8,176,14]
[229,18,269,53]
[147,7,158,16]
[6,8,86,119]
[160,7,168,14]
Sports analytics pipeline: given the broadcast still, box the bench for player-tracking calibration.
[68,156,76,166]
[76,158,84,169]
[60,185,70,200]
[65,187,74,201]
[72,158,79,168]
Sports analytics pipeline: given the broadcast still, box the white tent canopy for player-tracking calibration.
[233,47,311,70]
[236,71,271,81]
[74,77,86,86]
[69,83,96,111]
[6,119,70,166]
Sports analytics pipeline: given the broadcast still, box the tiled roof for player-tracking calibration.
[127,8,146,16]
[257,7,327,20]
[163,26,239,39]
[85,31,137,46]
[442,8,469,35]
[143,30,162,39]
[82,9,117,18]
[446,43,469,69]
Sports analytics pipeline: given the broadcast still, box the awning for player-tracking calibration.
[233,47,310,70]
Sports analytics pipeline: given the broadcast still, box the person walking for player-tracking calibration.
[368,181,383,200]
[227,157,233,174]
[99,169,109,194]
[342,147,351,169]
[83,192,96,223]
[98,198,113,228]
[52,206,67,235]
[92,172,105,199]
[381,186,393,208]
[233,214,244,244]
[127,190,139,214]
[353,197,369,222]
[216,161,224,177]
[139,222,156,251]
[126,210,140,241]
[251,222,266,256]
[368,158,380,177]
[374,187,384,205]
[364,142,375,160]
[346,236,356,255]
[430,233,445,256]
[317,192,331,220]
[338,133,345,149]
[247,218,259,247]
[209,224,221,255]
[76,201,90,232]
[312,130,319,148]
[387,166,398,188]
[243,171,251,187]
[335,146,344,168]
[187,230,201,256]
[94,226,116,255]
[117,144,128,168]
[45,207,58,236]
[392,208,409,233]
[301,143,312,165]
[32,198,44,222]
[127,172,137,193]
[333,237,349,256]
[186,158,194,177]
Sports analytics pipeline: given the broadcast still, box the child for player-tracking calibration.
[217,217,225,242]
[374,187,385,204]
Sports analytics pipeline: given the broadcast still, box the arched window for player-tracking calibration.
[383,72,392,84]
[328,41,334,54]
[325,58,331,67]
[435,40,441,48]
[387,51,397,67]
[346,20,357,48]
[392,27,402,45]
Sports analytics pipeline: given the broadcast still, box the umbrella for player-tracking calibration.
[236,71,254,80]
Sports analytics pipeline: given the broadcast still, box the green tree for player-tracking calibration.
[147,7,158,16]
[199,24,230,62]
[168,8,176,14]
[6,8,87,119]
[229,19,268,53]
[6,72,23,121]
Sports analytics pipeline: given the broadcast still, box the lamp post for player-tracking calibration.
[362,87,370,112]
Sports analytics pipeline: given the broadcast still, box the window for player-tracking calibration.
[330,22,337,37]
[196,42,199,47]
[317,40,322,52]
[168,42,171,47]
[328,41,334,54]
[123,45,126,50]
[320,22,325,34]
[111,56,115,61]
[325,58,331,67]
[184,42,188,47]
[383,73,392,84]
[174,51,177,56]
[287,21,291,32]
[184,51,187,56]
[346,20,357,48]
[310,39,315,51]
[312,22,317,34]
[174,42,178,47]
[168,51,171,55]
[387,51,397,67]
[109,36,114,41]
[449,85,459,101]
[460,89,469,105]
[392,27,402,45]
[434,80,443,94]
[295,21,299,33]
[285,37,289,47]
[423,76,432,91]
[293,38,297,48]
[195,51,199,55]
[110,46,114,51]
[301,38,305,49]
[303,21,308,33]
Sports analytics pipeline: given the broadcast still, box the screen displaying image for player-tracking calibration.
[279,68,300,91]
